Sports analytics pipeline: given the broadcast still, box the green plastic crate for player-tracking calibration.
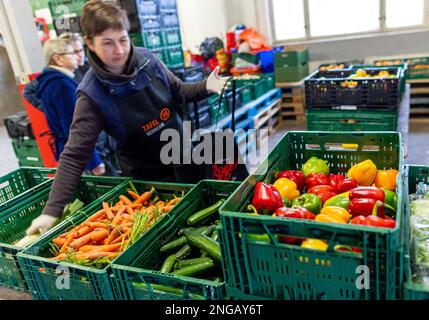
[0,167,55,210]
[111,180,240,300]
[306,110,398,132]
[219,131,404,300]
[129,32,144,47]
[0,175,127,293]
[262,73,275,92]
[232,53,260,67]
[164,46,184,68]
[374,57,429,80]
[162,29,182,47]
[238,85,253,105]
[402,165,429,300]
[275,63,309,83]
[209,95,230,123]
[235,77,266,100]
[12,139,44,167]
[143,30,163,50]
[17,180,193,300]
[274,46,309,67]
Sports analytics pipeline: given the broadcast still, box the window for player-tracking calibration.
[386,0,424,28]
[271,0,428,42]
[272,0,306,40]
[309,0,379,37]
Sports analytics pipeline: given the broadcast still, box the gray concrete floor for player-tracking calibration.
[0,119,428,300]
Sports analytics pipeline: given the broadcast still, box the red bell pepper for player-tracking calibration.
[275,207,315,244]
[348,198,385,218]
[327,174,345,193]
[338,178,358,193]
[251,182,283,215]
[307,185,337,205]
[306,173,329,191]
[275,207,316,220]
[349,187,385,202]
[277,170,306,192]
[350,215,396,229]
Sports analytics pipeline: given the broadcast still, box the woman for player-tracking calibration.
[35,38,105,176]
[27,0,228,235]
[58,32,90,83]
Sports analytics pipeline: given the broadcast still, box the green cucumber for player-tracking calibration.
[175,244,192,260]
[159,254,176,273]
[211,229,218,242]
[173,260,214,277]
[187,199,225,226]
[161,226,209,253]
[183,230,222,262]
[175,257,214,270]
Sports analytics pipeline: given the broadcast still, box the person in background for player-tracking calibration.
[58,32,90,83]
[26,0,228,235]
[35,38,105,177]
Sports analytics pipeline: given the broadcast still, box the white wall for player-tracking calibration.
[177,0,229,52]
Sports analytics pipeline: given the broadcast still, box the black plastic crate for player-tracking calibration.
[305,67,404,111]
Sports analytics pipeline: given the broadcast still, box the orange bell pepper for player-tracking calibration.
[315,206,351,224]
[374,170,398,191]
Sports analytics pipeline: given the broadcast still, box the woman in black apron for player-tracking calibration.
[26,0,229,234]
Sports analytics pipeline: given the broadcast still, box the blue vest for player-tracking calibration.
[77,48,170,148]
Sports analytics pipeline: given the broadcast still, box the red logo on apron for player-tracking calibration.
[160,108,171,122]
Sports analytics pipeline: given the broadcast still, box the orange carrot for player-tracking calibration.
[156,201,166,208]
[90,229,108,242]
[125,206,135,215]
[162,204,175,213]
[102,202,115,220]
[86,222,108,230]
[114,200,124,207]
[127,190,140,200]
[52,253,67,261]
[59,233,75,253]
[74,226,91,238]
[53,237,66,247]
[79,243,122,253]
[69,233,93,250]
[85,209,106,223]
[121,214,134,222]
[167,197,182,206]
[119,195,133,206]
[107,252,121,260]
[74,251,119,261]
[111,230,131,244]
[104,228,121,245]
[111,206,126,226]
[133,187,155,205]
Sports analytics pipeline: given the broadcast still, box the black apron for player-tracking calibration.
[112,71,203,183]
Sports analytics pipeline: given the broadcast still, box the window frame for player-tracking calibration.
[269,0,429,45]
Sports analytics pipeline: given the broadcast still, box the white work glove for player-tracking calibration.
[206,66,230,95]
[26,214,58,236]
[91,163,106,176]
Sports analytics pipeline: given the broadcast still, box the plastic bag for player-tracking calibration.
[199,37,225,60]
[239,28,272,54]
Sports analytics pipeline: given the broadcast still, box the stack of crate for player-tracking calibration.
[274,46,309,122]
[121,0,184,69]
[3,112,44,167]
[374,57,429,123]
[304,65,406,132]
[274,46,309,85]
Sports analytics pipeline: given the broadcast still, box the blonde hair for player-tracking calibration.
[58,32,83,44]
[43,39,73,65]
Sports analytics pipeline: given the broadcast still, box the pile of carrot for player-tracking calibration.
[50,187,182,264]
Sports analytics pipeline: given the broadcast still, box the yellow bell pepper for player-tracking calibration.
[301,239,328,251]
[347,159,377,186]
[273,178,300,201]
[315,214,346,224]
[318,206,351,223]
[374,169,398,191]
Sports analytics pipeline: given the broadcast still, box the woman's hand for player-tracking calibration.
[206,66,230,95]
[91,163,106,176]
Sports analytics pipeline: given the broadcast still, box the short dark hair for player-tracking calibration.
[81,0,130,40]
